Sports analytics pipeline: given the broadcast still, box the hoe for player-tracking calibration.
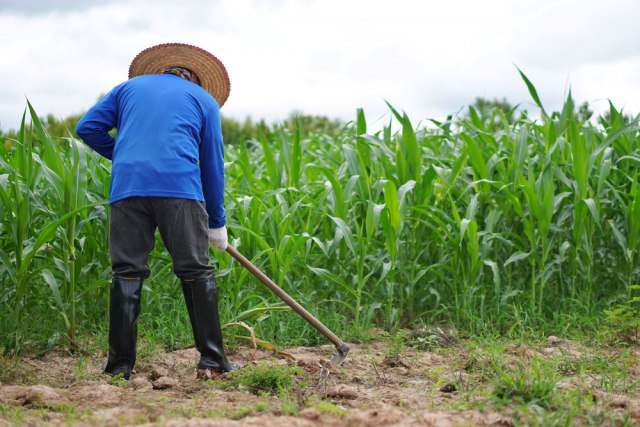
[226,245,351,365]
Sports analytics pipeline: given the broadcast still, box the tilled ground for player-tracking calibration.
[1,337,639,426]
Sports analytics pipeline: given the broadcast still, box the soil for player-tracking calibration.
[1,336,638,426]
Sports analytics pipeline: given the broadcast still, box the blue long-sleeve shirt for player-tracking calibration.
[76,74,226,228]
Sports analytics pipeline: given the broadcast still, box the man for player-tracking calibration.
[76,43,239,380]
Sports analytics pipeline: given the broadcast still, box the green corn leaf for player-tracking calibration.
[397,180,416,211]
[234,303,291,323]
[308,266,358,299]
[466,193,479,221]
[515,66,547,117]
[0,249,15,282]
[628,180,640,249]
[329,216,356,255]
[356,108,367,135]
[342,144,362,177]
[607,220,628,258]
[18,202,103,279]
[462,133,490,181]
[468,105,484,130]
[459,218,471,246]
[484,260,501,293]
[418,165,438,205]
[384,99,403,123]
[582,198,600,224]
[570,121,588,198]
[395,137,408,184]
[504,251,530,266]
[383,180,401,232]
[288,121,302,188]
[366,201,376,239]
[260,133,279,186]
[543,179,555,229]
[316,165,346,220]
[42,269,71,331]
[401,112,422,183]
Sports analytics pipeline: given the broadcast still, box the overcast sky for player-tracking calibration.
[1,0,639,131]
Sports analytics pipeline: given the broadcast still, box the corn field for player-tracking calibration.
[1,75,639,354]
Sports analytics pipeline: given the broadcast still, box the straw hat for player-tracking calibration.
[129,43,230,107]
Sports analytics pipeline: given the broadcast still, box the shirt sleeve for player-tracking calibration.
[199,104,226,228]
[76,88,119,160]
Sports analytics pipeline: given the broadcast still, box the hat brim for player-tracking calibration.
[129,43,230,107]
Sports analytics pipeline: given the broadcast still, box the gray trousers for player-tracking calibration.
[109,197,214,280]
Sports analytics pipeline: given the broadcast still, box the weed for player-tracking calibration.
[604,285,640,344]
[211,362,303,395]
[410,335,439,351]
[0,403,29,424]
[383,331,407,367]
[0,356,23,384]
[313,401,347,416]
[109,373,130,388]
[489,357,559,408]
[582,351,639,393]
[278,386,300,416]
[231,402,268,420]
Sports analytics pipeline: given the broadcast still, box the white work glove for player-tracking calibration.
[208,227,228,251]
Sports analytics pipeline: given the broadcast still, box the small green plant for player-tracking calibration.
[278,386,300,416]
[579,351,638,393]
[231,402,268,420]
[410,334,440,351]
[383,331,407,367]
[604,285,640,344]
[0,402,29,424]
[0,356,33,384]
[217,362,303,395]
[109,373,130,388]
[489,357,558,408]
[313,401,347,416]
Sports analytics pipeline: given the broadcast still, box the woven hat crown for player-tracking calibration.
[129,43,230,107]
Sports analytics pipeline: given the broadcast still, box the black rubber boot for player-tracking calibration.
[104,277,143,380]
[182,276,239,376]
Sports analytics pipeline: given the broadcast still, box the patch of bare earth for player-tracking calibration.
[0,341,515,427]
[1,338,638,425]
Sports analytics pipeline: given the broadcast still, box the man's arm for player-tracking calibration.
[76,89,119,160]
[199,105,226,228]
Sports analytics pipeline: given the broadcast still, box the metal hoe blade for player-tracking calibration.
[331,343,351,365]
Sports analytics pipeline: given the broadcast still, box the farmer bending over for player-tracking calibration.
[76,43,239,380]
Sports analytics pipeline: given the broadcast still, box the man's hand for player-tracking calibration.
[208,227,228,251]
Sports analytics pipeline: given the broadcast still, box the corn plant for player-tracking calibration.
[0,105,107,352]
[0,70,639,353]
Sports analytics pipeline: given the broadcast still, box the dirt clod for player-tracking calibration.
[438,383,457,393]
[150,366,169,380]
[18,385,66,409]
[326,384,359,400]
[547,336,568,346]
[131,377,152,390]
[152,376,179,390]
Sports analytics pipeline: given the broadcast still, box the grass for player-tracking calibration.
[489,357,559,408]
[208,361,303,395]
[434,334,640,425]
[231,402,269,420]
[382,330,408,367]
